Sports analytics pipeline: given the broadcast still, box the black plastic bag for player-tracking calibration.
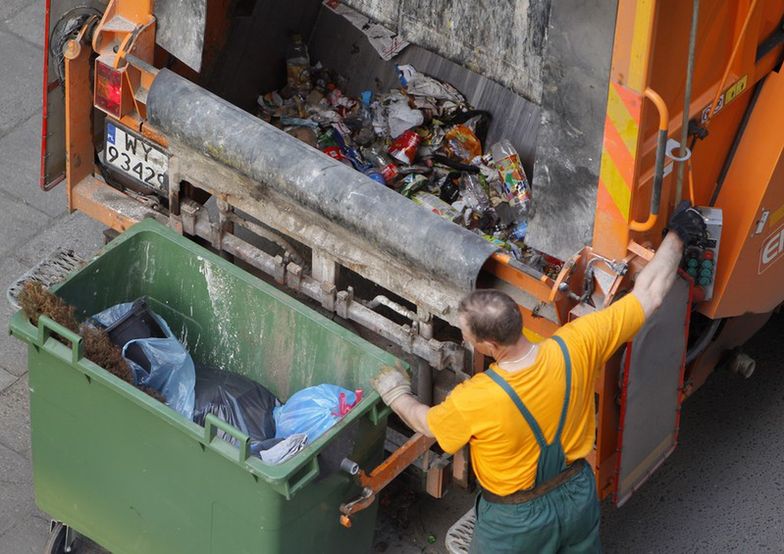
[192,365,280,452]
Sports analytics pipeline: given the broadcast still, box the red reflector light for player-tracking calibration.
[95,61,123,118]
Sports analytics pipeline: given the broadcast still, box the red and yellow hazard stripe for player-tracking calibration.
[593,83,642,256]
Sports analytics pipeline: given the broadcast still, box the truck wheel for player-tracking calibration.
[44,522,76,554]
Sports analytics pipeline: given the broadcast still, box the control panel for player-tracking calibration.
[683,207,722,301]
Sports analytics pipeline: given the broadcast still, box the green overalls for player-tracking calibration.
[469,336,601,554]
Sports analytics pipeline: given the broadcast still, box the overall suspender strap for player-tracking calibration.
[485,369,548,449]
[551,336,572,442]
[485,336,573,448]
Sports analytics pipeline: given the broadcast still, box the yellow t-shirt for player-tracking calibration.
[426,293,646,495]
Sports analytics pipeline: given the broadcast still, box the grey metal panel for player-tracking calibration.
[398,0,548,104]
[154,0,207,73]
[525,0,618,260]
[616,278,690,506]
[309,7,541,174]
[147,69,498,292]
[338,0,548,103]
[340,0,399,28]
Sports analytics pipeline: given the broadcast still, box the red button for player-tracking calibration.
[703,250,714,260]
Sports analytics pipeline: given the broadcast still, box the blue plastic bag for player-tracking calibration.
[92,302,196,418]
[273,384,363,443]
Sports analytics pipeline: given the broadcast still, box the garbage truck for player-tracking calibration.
[39,0,784,530]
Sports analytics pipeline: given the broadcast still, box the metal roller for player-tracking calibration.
[147,69,498,292]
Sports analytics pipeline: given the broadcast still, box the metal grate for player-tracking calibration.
[445,508,475,554]
[6,249,86,309]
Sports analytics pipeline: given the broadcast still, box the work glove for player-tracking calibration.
[371,364,411,406]
[666,201,708,247]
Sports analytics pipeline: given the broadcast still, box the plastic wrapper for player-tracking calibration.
[370,101,388,137]
[92,302,195,418]
[192,365,282,457]
[399,174,429,198]
[274,384,363,443]
[412,192,461,223]
[398,64,465,103]
[387,91,424,138]
[258,434,308,464]
[444,124,482,162]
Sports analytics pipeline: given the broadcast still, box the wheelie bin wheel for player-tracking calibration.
[44,522,77,554]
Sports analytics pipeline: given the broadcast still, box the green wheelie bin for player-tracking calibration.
[9,219,400,553]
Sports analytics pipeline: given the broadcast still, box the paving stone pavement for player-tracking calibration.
[0,3,105,551]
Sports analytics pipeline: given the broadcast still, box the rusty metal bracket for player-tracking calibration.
[339,433,436,528]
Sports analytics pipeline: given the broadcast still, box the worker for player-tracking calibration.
[372,203,707,553]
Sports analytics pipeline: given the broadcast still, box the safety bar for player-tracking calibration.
[629,88,669,232]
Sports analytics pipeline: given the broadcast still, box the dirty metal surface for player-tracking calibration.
[525,0,618,261]
[148,69,498,294]
[154,0,207,73]
[342,0,549,104]
[340,0,398,28]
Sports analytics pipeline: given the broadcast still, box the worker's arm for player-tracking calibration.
[630,233,684,318]
[631,202,707,318]
[557,202,707,370]
[389,394,434,437]
[371,365,434,437]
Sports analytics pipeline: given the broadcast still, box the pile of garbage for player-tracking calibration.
[257,35,562,277]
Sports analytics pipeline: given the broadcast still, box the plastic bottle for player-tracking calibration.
[458,173,491,214]
[286,34,311,95]
[490,140,531,216]
[363,145,400,185]
[361,165,386,185]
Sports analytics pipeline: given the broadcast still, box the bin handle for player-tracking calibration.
[285,456,320,497]
[368,402,392,426]
[37,316,83,365]
[204,414,251,464]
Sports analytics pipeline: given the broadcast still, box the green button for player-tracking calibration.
[687,267,698,277]
[687,258,699,268]
[701,260,714,269]
[700,268,712,278]
[698,277,711,286]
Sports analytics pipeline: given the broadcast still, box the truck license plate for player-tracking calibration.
[105,121,168,192]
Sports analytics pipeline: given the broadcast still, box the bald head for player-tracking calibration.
[458,290,522,346]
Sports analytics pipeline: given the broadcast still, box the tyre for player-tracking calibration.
[44,522,75,554]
